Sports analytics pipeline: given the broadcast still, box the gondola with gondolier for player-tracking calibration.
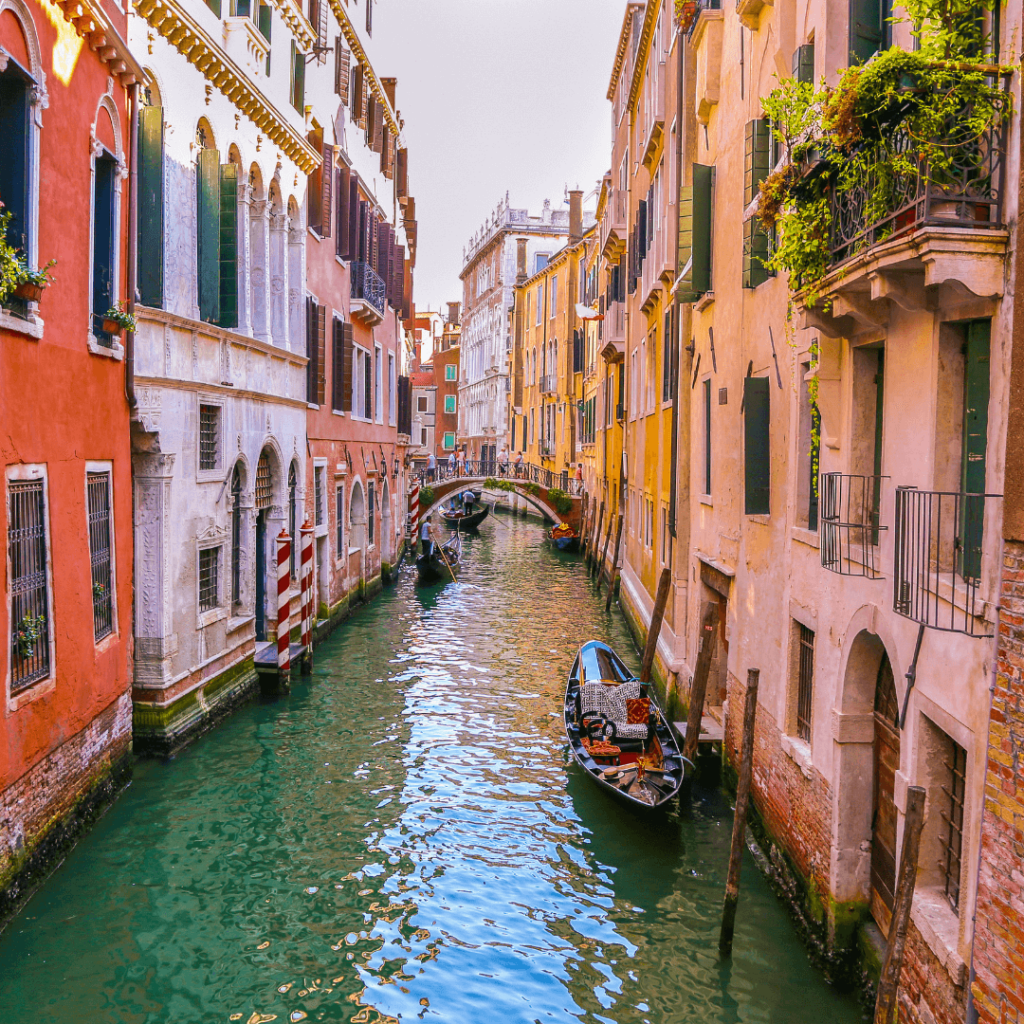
[564,640,690,808]
[416,516,462,584]
[549,522,580,552]
[440,487,490,531]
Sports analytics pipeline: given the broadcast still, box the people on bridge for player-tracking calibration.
[498,447,509,476]
[427,451,436,482]
[456,449,466,477]
[514,450,524,478]
[447,451,456,478]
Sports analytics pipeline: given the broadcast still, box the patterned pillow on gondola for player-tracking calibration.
[625,697,650,724]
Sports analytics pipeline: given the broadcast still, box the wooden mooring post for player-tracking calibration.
[719,668,759,956]
[597,513,614,590]
[873,786,927,1024]
[640,568,672,683]
[681,602,719,766]
[579,495,591,555]
[605,514,624,612]
[590,502,605,575]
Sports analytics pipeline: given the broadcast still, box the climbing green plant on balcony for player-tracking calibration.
[756,0,1011,307]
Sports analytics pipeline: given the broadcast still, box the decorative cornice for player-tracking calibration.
[133,0,320,173]
[606,2,645,101]
[627,1,658,114]
[326,0,398,136]
[51,0,146,87]
[268,0,313,51]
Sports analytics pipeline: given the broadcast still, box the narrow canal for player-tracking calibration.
[0,514,862,1023]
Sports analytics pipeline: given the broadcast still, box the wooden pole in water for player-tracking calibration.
[598,513,614,589]
[590,501,605,574]
[719,668,759,956]
[605,514,624,611]
[873,786,927,1024]
[681,602,719,765]
[639,568,672,683]
[579,494,590,553]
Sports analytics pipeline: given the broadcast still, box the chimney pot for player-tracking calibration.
[569,190,583,244]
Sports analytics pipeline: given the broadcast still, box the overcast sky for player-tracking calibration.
[376,0,626,313]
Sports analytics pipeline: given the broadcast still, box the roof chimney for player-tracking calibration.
[516,237,528,285]
[447,301,461,325]
[569,190,583,244]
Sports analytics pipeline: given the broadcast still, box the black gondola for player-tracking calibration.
[564,640,691,808]
[416,531,462,583]
[440,504,490,530]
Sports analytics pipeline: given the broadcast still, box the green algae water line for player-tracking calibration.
[0,517,862,1024]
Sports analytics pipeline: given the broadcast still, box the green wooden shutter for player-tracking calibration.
[218,162,238,328]
[960,320,990,578]
[258,2,271,74]
[792,43,815,83]
[677,164,713,301]
[0,73,30,252]
[744,119,771,207]
[306,296,316,401]
[291,41,305,111]
[342,322,354,411]
[744,376,770,515]
[205,0,221,18]
[138,105,164,308]
[849,0,881,63]
[743,218,772,288]
[197,148,221,324]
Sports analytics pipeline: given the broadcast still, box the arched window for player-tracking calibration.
[231,461,243,606]
[288,462,297,576]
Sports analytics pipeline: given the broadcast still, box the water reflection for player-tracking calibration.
[0,514,860,1023]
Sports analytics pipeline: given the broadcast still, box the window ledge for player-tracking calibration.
[7,674,56,712]
[199,606,228,628]
[699,495,713,507]
[746,514,771,525]
[781,733,815,779]
[315,524,328,538]
[308,227,324,242]
[87,333,125,360]
[335,255,350,268]
[0,308,44,339]
[198,469,225,484]
[791,525,820,550]
[912,888,967,986]
[694,292,715,313]
[227,613,254,633]
[332,409,347,417]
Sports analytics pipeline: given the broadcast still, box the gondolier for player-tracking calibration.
[420,517,433,557]
[462,488,475,515]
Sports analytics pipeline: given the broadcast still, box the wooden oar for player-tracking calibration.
[430,529,458,583]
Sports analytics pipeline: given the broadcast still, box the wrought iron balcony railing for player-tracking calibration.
[351,260,386,316]
[893,486,1000,636]
[827,83,1010,269]
[820,473,888,578]
[540,374,557,394]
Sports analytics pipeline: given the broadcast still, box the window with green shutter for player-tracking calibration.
[744,119,771,207]
[218,162,238,328]
[196,148,221,324]
[291,41,305,112]
[849,0,882,63]
[960,319,990,578]
[677,163,713,301]
[138,105,164,308]
[792,43,815,83]
[744,376,771,515]
[743,218,773,288]
[258,2,272,74]
[444,394,456,414]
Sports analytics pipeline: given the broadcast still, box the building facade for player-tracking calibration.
[0,0,141,922]
[459,196,571,467]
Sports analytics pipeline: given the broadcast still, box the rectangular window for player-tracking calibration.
[703,378,712,494]
[290,40,306,112]
[314,466,324,526]
[444,394,456,414]
[445,363,456,381]
[336,484,345,553]
[420,427,427,444]
[417,396,428,412]
[550,276,558,318]
[92,149,117,344]
[796,623,814,742]
[196,148,220,324]
[0,63,32,263]
[87,472,114,642]
[374,345,382,422]
[744,376,770,515]
[8,477,51,691]
[367,480,375,544]
[389,353,396,425]
[943,739,967,913]
[364,349,372,420]
[199,404,220,470]
[443,431,455,450]
[218,162,238,327]
[536,285,543,325]
[138,105,164,307]
[198,546,219,611]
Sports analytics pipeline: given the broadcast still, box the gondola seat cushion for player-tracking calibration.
[580,681,649,740]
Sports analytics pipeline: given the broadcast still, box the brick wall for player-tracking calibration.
[900,921,968,1024]
[971,539,1024,1024]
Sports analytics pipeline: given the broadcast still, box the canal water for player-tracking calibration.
[0,514,863,1023]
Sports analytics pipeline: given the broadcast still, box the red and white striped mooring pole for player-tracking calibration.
[276,529,291,683]
[300,519,314,673]
[409,481,420,537]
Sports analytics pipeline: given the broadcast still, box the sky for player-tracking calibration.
[376,0,627,313]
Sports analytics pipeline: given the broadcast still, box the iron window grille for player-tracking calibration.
[820,473,888,578]
[796,624,814,743]
[255,451,272,510]
[315,468,324,527]
[8,479,51,691]
[336,485,344,553]
[367,481,375,545]
[942,739,967,913]
[231,463,243,606]
[199,547,219,611]
[87,472,113,641]
[288,463,298,577]
[893,486,1000,636]
[199,404,220,470]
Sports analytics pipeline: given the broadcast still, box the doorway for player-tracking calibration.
[255,510,267,640]
[871,652,900,932]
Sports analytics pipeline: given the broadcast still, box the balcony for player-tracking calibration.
[893,486,1001,636]
[600,189,627,261]
[600,301,625,363]
[350,261,386,325]
[641,68,665,171]
[540,374,557,394]
[820,473,888,579]
[800,85,1011,338]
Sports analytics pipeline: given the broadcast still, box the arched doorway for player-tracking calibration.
[288,461,298,578]
[871,653,901,931]
[350,481,366,558]
[230,460,245,612]
[254,448,273,640]
[381,479,392,562]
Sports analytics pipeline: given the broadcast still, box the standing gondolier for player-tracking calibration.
[462,488,475,515]
[420,516,433,558]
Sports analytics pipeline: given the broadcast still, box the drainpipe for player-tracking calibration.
[669,16,684,546]
[125,81,138,409]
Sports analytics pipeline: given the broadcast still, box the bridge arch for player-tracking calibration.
[417,476,578,528]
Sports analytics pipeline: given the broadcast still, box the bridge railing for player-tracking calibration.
[411,459,583,496]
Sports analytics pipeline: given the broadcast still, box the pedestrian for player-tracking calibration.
[574,463,583,493]
[457,448,466,477]
[448,451,456,478]
[514,450,524,478]
[498,447,509,477]
[427,451,436,482]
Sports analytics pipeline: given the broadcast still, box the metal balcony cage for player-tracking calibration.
[819,473,888,578]
[827,80,1011,269]
[351,260,386,316]
[893,486,1000,636]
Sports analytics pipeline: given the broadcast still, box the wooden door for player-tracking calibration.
[871,653,900,932]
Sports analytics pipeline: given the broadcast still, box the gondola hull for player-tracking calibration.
[440,505,490,531]
[415,535,462,583]
[564,641,690,809]
[550,531,580,552]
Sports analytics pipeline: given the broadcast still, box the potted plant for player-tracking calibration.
[102,301,136,336]
[12,258,56,303]
[16,613,46,660]
[677,0,698,31]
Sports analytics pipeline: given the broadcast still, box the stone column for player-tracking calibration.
[288,217,306,356]
[249,199,271,344]
[237,183,253,338]
[269,209,289,350]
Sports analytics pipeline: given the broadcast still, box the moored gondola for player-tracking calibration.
[549,522,580,552]
[564,640,690,808]
[416,530,462,583]
[440,504,490,531]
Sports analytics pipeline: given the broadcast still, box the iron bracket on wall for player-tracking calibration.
[899,622,926,729]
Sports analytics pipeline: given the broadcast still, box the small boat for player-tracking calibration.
[550,522,580,552]
[416,531,462,583]
[440,503,490,531]
[564,640,690,809]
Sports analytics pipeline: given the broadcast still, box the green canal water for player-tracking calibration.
[0,514,864,1023]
